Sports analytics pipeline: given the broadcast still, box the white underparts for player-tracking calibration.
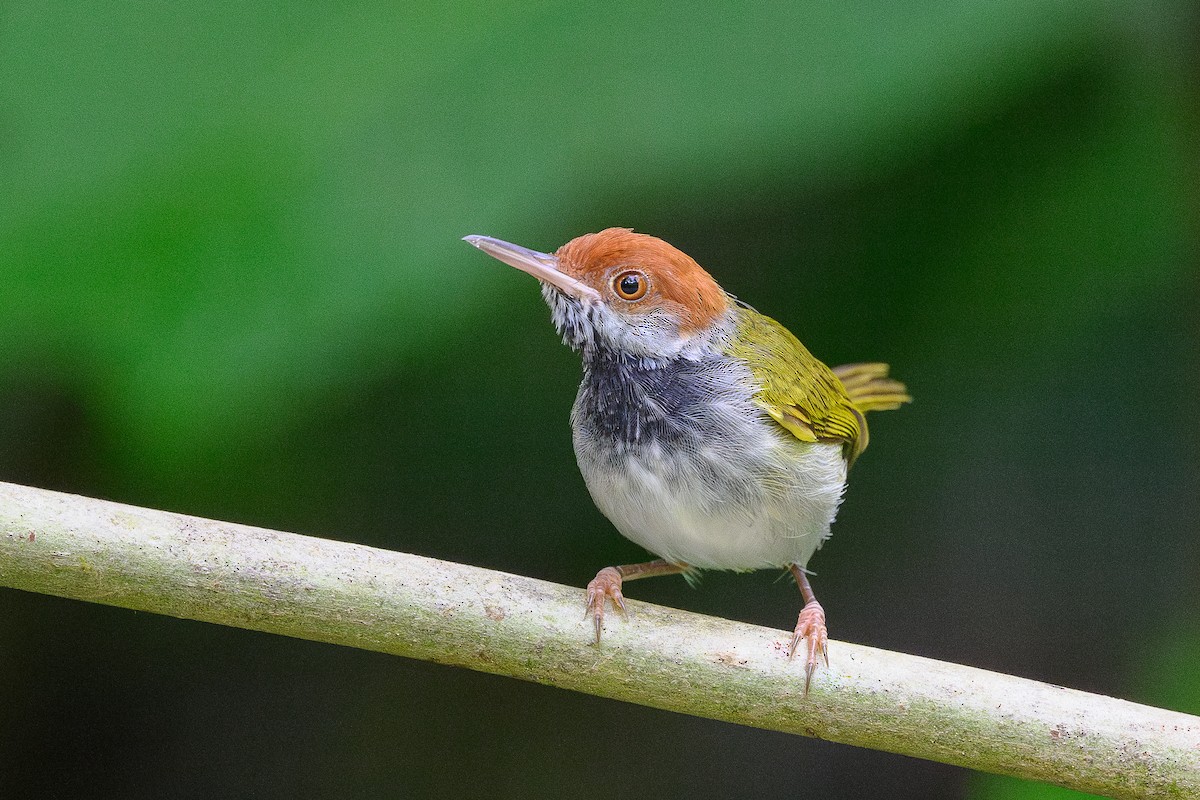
[571,352,848,570]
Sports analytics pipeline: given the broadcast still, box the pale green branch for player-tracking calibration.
[0,481,1196,798]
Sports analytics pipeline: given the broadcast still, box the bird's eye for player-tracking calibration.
[613,271,648,301]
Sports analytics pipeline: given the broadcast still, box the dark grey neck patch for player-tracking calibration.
[575,350,731,447]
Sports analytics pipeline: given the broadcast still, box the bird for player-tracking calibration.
[464,227,909,691]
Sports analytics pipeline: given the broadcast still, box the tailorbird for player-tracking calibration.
[464,227,909,691]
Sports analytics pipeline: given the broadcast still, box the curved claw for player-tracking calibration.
[584,567,627,644]
[789,600,829,695]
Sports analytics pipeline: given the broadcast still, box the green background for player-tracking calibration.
[1,2,1196,797]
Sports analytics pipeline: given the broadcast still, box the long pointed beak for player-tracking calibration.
[463,235,600,303]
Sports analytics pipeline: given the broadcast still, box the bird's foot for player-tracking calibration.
[789,600,829,694]
[584,566,626,644]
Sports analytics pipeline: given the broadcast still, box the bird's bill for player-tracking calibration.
[463,235,600,302]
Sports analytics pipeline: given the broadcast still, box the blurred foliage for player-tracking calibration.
[1,1,1196,798]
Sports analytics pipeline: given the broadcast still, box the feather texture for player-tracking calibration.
[725,307,910,467]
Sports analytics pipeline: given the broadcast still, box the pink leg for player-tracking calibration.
[788,565,829,695]
[585,559,687,644]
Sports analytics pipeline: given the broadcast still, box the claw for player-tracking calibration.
[789,600,828,695]
[584,567,626,644]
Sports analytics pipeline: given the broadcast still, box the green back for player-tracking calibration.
[725,305,868,465]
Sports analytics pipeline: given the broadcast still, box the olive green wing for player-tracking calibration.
[727,308,909,466]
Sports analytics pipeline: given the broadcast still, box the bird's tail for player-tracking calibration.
[832,363,911,413]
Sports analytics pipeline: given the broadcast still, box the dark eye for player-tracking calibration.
[613,270,648,301]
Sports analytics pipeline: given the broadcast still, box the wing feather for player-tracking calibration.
[727,308,909,467]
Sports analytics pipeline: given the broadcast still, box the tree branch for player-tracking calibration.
[0,481,1195,798]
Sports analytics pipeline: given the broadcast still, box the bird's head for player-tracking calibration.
[465,228,731,360]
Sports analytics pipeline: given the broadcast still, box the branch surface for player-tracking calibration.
[0,481,1196,799]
